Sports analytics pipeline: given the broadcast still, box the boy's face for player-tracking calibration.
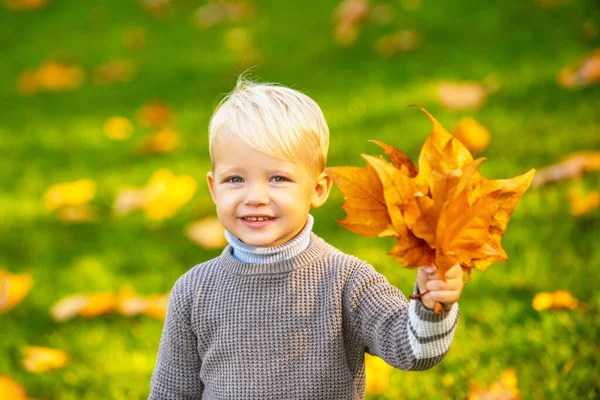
[207,135,332,247]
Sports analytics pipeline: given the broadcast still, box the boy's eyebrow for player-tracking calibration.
[266,168,296,176]
[214,166,242,176]
[215,166,299,177]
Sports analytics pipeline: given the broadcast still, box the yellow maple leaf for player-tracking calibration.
[532,151,600,187]
[79,292,116,318]
[328,107,535,313]
[532,290,580,311]
[114,169,197,221]
[21,346,68,373]
[115,285,148,317]
[140,128,180,154]
[50,292,115,321]
[437,81,488,110]
[0,270,33,313]
[364,354,393,395]
[43,179,96,211]
[143,294,169,320]
[568,184,599,216]
[325,164,393,238]
[186,216,228,250]
[4,0,47,10]
[103,116,134,140]
[453,117,491,155]
[50,294,88,321]
[0,375,28,400]
[143,169,197,221]
[468,368,520,400]
[136,102,172,128]
[21,61,84,94]
[558,48,600,89]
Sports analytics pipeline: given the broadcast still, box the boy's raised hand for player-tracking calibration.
[416,263,464,311]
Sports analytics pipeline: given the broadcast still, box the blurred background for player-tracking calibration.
[1,0,599,399]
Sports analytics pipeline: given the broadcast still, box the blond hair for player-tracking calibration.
[208,76,329,176]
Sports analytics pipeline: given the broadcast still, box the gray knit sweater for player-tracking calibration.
[149,233,459,399]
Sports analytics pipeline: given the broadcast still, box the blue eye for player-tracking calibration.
[271,176,288,183]
[227,176,243,183]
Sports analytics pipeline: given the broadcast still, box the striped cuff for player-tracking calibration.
[407,284,459,360]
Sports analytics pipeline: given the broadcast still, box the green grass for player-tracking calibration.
[1,0,599,398]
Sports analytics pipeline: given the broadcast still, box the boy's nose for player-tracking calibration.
[244,184,270,206]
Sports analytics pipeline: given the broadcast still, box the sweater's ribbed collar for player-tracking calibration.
[224,215,314,264]
[219,232,326,276]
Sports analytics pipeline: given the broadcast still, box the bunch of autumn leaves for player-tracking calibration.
[327,108,535,312]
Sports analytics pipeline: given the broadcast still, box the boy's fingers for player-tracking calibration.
[425,265,439,280]
[423,265,437,274]
[441,263,462,279]
[427,290,460,304]
[426,278,462,292]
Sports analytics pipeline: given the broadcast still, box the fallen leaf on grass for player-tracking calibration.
[437,81,488,110]
[114,169,197,221]
[116,286,168,320]
[0,269,33,313]
[136,101,172,128]
[468,368,520,400]
[568,185,599,216]
[21,346,68,373]
[327,107,535,313]
[103,116,134,140]
[374,30,421,58]
[140,128,180,153]
[116,286,148,316]
[532,290,580,311]
[365,354,393,395]
[452,117,491,155]
[17,61,84,95]
[43,179,96,211]
[186,216,227,250]
[50,295,89,321]
[142,294,169,320]
[0,376,28,400]
[4,0,47,10]
[51,287,169,321]
[531,151,600,187]
[50,292,115,321]
[558,48,600,89]
[332,0,370,46]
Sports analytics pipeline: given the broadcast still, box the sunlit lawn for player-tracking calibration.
[1,0,599,399]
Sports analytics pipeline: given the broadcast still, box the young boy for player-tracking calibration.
[149,78,464,399]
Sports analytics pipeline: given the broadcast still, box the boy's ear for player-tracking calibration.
[310,171,333,208]
[206,171,217,204]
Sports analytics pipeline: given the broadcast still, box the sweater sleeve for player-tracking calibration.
[343,262,458,371]
[149,279,203,399]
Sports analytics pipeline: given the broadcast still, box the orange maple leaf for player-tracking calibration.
[326,107,535,313]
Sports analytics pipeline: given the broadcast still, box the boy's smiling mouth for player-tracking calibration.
[239,215,276,229]
[240,215,275,221]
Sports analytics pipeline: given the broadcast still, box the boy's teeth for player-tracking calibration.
[244,216,272,221]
